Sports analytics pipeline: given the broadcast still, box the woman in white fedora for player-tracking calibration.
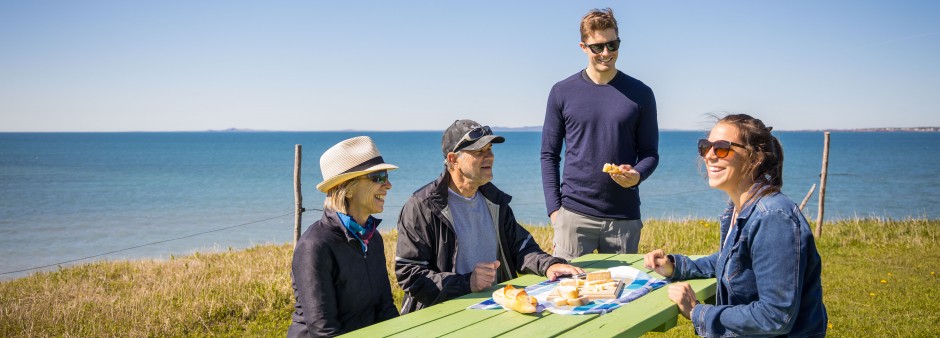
[288,136,399,337]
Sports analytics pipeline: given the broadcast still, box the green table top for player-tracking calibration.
[342,253,716,338]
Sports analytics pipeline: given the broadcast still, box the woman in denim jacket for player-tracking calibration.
[644,114,827,337]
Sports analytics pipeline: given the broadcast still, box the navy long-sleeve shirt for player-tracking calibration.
[541,70,659,220]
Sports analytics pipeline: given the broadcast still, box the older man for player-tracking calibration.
[395,119,584,314]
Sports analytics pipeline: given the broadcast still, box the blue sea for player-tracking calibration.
[1,131,938,280]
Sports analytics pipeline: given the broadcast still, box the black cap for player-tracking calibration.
[441,119,505,157]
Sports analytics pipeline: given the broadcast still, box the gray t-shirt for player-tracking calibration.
[447,188,498,275]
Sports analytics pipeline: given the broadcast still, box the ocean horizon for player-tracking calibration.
[1,130,938,280]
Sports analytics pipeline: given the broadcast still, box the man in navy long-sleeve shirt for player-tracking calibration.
[541,8,659,260]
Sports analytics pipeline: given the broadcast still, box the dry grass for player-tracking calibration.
[0,245,294,337]
[2,218,938,337]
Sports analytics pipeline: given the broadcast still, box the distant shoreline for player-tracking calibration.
[2,126,938,133]
[161,126,940,133]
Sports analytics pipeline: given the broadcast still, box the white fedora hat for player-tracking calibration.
[316,136,398,192]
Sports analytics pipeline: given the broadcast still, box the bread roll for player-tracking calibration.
[566,296,590,306]
[557,285,579,300]
[492,285,538,313]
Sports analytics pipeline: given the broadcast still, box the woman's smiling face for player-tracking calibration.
[703,123,752,196]
[346,172,392,222]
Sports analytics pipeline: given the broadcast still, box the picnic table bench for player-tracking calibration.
[342,253,716,337]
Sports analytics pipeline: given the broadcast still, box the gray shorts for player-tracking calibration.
[551,206,643,261]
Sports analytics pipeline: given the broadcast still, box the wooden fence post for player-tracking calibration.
[799,183,817,211]
[815,132,830,237]
[294,144,303,246]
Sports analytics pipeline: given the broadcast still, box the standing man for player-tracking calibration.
[396,119,584,314]
[541,8,659,261]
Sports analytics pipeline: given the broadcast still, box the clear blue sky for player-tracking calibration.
[2,1,938,132]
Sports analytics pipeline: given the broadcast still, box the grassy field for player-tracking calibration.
[2,218,938,337]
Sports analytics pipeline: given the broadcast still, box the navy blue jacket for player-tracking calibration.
[288,211,398,337]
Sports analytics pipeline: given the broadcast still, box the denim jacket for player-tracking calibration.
[670,191,827,337]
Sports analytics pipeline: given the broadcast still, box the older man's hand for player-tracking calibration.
[470,261,500,292]
[545,263,585,281]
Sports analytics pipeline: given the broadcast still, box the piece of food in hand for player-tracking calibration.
[566,296,590,306]
[492,285,538,313]
[602,163,624,174]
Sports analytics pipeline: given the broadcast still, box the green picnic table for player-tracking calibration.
[342,253,717,338]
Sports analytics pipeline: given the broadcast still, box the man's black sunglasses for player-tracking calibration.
[452,126,493,153]
[585,39,621,54]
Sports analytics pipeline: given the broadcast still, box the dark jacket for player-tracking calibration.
[395,172,567,314]
[288,211,398,337]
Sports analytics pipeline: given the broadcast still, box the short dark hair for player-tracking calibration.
[580,8,618,42]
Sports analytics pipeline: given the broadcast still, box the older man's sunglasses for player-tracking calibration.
[364,170,389,184]
[698,139,745,158]
[452,126,493,153]
[585,39,621,54]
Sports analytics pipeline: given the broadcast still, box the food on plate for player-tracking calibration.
[584,281,621,292]
[550,278,597,307]
[559,279,579,287]
[586,271,612,282]
[492,285,538,313]
[566,296,589,306]
[549,269,625,307]
[557,285,579,300]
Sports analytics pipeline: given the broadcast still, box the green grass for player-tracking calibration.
[1,219,938,337]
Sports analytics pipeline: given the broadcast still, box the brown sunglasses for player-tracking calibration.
[698,139,745,158]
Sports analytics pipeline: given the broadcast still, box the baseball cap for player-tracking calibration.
[440,119,505,157]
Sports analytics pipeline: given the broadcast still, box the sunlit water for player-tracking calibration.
[1,131,937,279]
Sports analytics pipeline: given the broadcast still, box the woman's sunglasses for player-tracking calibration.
[452,126,493,153]
[698,139,745,158]
[585,39,621,54]
[363,170,389,184]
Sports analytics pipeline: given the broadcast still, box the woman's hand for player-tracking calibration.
[643,249,674,278]
[667,282,699,319]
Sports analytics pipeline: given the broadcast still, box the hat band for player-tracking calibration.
[341,156,385,174]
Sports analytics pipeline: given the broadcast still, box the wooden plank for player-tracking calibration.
[383,254,619,337]
[651,315,678,333]
[386,307,507,337]
[557,278,716,337]
[496,312,602,337]
[439,310,552,337]
[554,255,717,337]
[419,254,622,337]
[347,263,578,337]
[345,254,680,338]
[576,254,642,270]
[340,297,482,338]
